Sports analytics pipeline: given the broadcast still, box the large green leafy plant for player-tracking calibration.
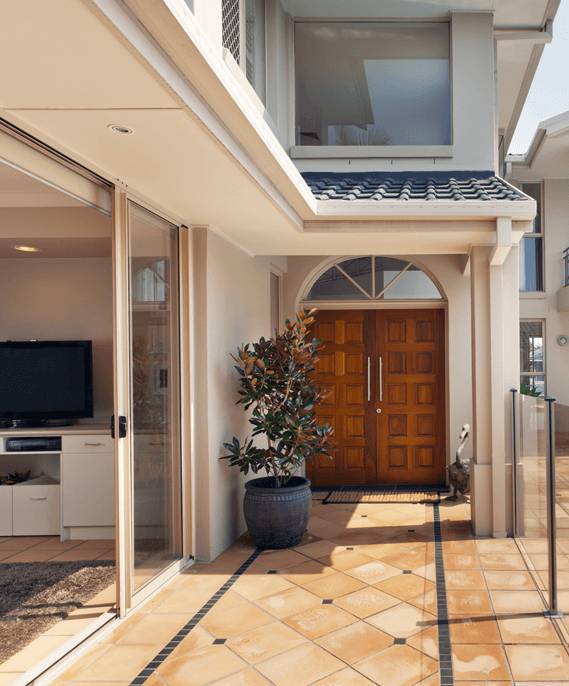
[222,309,333,488]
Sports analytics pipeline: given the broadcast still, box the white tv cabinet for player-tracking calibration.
[0,424,115,540]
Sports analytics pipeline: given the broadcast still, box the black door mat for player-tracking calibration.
[321,485,448,504]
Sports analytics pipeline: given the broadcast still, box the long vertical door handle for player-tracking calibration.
[378,355,383,402]
[367,356,371,402]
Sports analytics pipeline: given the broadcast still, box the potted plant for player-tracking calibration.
[222,309,333,549]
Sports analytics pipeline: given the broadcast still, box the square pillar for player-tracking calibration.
[470,243,519,537]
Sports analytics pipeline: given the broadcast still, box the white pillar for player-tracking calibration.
[470,243,519,537]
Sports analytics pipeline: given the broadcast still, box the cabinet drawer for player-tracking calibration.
[63,435,113,454]
[62,453,115,527]
[0,487,12,536]
[13,485,60,535]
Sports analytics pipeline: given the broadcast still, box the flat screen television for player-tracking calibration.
[0,341,93,427]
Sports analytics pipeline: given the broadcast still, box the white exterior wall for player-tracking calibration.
[282,254,473,467]
[519,179,569,406]
[191,227,274,561]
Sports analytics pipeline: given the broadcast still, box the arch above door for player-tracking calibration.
[300,256,445,307]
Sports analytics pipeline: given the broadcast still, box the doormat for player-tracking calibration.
[0,560,115,663]
[322,485,447,504]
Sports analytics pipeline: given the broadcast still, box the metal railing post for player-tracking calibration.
[544,396,563,618]
[510,389,518,537]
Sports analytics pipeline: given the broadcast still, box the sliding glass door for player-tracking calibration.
[128,202,182,591]
[113,194,184,610]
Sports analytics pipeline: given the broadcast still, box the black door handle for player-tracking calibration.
[111,415,128,439]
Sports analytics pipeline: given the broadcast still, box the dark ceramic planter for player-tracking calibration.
[244,476,311,549]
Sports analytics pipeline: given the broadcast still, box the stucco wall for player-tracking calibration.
[282,254,473,467]
[519,179,569,405]
[191,228,274,561]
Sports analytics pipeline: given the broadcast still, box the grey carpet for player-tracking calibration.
[0,560,115,663]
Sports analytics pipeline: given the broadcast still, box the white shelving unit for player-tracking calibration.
[0,425,114,539]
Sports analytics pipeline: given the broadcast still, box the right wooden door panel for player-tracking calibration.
[375,309,445,484]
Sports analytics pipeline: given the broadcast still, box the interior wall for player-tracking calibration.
[283,254,473,465]
[192,228,272,561]
[0,258,113,421]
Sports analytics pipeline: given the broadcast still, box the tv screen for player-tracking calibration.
[0,341,93,421]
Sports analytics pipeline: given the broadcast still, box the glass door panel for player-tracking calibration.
[127,202,182,591]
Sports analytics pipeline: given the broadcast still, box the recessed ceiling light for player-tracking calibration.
[12,244,41,253]
[108,124,134,135]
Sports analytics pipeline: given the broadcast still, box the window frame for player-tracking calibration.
[519,181,545,294]
[520,318,546,396]
[291,17,454,157]
[222,0,267,104]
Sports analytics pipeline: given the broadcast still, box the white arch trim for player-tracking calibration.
[296,255,448,310]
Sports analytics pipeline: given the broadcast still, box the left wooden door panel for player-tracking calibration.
[309,310,375,486]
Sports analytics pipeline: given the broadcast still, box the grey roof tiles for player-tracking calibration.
[301,171,527,202]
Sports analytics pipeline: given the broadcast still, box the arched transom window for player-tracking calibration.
[303,256,443,303]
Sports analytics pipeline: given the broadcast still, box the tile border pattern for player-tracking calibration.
[128,548,261,685]
[432,502,454,686]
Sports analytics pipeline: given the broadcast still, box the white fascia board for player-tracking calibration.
[489,216,512,265]
[312,199,537,222]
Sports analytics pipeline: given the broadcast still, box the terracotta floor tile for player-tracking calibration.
[157,644,246,686]
[529,554,569,571]
[1,549,60,563]
[408,588,438,615]
[315,620,392,664]
[209,668,271,685]
[317,549,375,571]
[344,559,402,584]
[413,563,437,582]
[479,554,528,571]
[449,616,502,644]
[311,666,376,685]
[498,615,560,644]
[355,644,438,686]
[490,590,545,615]
[452,644,511,681]
[367,602,435,638]
[68,644,163,682]
[303,571,367,599]
[255,586,322,619]
[484,570,537,590]
[445,570,486,590]
[506,644,569,681]
[253,549,310,571]
[443,553,480,570]
[256,642,344,686]
[334,586,400,618]
[379,547,434,571]
[476,538,520,555]
[294,539,340,559]
[232,572,294,600]
[227,621,306,663]
[201,600,273,638]
[407,625,439,660]
[112,612,193,645]
[282,559,337,586]
[284,604,356,639]
[375,573,434,601]
[443,539,477,555]
[446,590,493,615]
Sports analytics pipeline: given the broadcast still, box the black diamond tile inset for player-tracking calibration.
[322,599,334,605]
[394,638,407,645]
[213,638,227,645]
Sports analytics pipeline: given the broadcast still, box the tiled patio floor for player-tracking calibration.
[55,496,569,686]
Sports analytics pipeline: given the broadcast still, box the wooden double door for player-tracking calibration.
[308,309,446,486]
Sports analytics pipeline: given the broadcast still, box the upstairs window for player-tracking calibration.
[519,183,544,292]
[295,22,451,147]
[520,320,546,396]
[222,0,266,102]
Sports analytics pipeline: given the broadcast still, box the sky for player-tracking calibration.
[508,0,569,154]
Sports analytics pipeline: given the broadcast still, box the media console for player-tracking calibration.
[0,424,114,539]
